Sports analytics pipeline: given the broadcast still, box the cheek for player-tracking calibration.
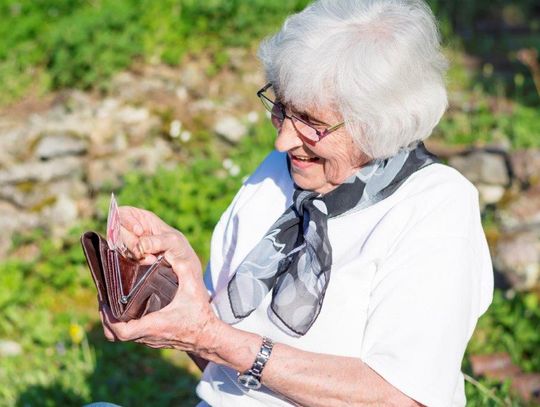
[321,144,359,181]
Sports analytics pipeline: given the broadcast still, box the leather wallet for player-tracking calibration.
[81,231,178,322]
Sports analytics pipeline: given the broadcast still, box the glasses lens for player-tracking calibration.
[259,96,287,129]
[260,96,275,113]
[291,117,320,142]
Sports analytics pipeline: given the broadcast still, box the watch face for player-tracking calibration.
[238,374,261,390]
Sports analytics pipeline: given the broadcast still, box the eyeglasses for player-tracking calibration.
[257,83,345,143]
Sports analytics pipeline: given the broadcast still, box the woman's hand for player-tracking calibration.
[117,206,178,263]
[100,230,222,354]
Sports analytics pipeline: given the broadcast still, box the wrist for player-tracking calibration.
[194,311,225,360]
[238,336,274,390]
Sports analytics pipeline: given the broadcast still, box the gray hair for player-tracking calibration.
[258,0,448,159]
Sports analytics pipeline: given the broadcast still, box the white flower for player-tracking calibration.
[169,120,182,138]
[222,158,234,169]
[229,164,241,176]
[247,111,259,123]
[180,130,191,142]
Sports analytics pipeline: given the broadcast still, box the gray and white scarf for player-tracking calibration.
[213,141,439,336]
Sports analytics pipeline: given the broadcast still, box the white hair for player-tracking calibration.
[258,0,448,159]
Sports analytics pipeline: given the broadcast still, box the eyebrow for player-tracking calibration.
[290,107,330,126]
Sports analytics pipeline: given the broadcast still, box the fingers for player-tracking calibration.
[118,206,145,236]
[101,306,142,342]
[119,226,144,259]
[118,205,174,236]
[138,233,185,258]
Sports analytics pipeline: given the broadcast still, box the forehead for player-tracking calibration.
[269,83,342,124]
[291,103,341,125]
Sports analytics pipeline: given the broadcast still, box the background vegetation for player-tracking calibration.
[0,0,539,406]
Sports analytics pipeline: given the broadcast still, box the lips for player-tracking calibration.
[290,153,320,169]
[292,155,319,162]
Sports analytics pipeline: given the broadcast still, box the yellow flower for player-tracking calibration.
[69,323,84,345]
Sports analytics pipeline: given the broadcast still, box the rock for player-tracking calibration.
[0,126,38,161]
[493,232,540,291]
[89,124,128,157]
[0,149,15,170]
[96,98,122,119]
[510,149,540,185]
[0,178,88,211]
[499,184,540,231]
[0,157,83,185]
[175,86,188,101]
[48,179,88,200]
[35,134,88,160]
[45,193,79,229]
[476,184,506,206]
[123,139,174,173]
[0,184,49,209]
[226,48,247,71]
[214,115,247,144]
[116,105,151,125]
[86,140,173,190]
[86,158,129,191]
[180,62,206,94]
[449,152,510,186]
[190,99,217,113]
[0,340,22,357]
[470,353,521,380]
[0,201,40,230]
[123,114,161,145]
[511,373,540,404]
[0,201,40,257]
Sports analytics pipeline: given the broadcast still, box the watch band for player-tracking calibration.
[237,336,274,390]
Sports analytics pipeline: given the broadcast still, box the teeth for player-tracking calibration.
[295,156,315,162]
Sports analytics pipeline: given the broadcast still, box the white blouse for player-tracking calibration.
[196,150,494,407]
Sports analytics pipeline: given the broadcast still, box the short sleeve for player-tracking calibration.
[360,177,494,407]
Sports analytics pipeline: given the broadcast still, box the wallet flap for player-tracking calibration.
[81,231,108,304]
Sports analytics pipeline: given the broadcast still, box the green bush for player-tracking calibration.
[0,0,312,101]
[45,0,142,89]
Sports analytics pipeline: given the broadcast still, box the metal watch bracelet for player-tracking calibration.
[237,336,274,390]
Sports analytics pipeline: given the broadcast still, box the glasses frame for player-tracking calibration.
[257,83,345,144]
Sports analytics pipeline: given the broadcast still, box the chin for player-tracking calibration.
[292,174,321,192]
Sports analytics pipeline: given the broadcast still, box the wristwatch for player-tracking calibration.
[237,336,274,390]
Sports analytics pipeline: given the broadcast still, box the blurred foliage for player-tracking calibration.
[1,0,539,104]
[0,0,311,103]
[1,117,539,405]
[464,291,540,405]
[0,0,539,405]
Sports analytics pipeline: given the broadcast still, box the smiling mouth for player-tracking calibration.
[291,154,320,163]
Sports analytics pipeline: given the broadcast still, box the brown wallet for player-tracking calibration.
[81,231,178,322]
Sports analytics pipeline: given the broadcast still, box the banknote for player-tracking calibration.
[106,193,121,251]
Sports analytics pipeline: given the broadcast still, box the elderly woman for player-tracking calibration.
[101,0,494,406]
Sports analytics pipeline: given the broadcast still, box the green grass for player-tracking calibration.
[1,119,539,405]
[0,0,311,104]
[1,1,539,405]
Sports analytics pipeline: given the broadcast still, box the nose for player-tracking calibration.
[274,118,303,152]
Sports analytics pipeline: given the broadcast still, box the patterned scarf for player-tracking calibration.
[213,141,439,336]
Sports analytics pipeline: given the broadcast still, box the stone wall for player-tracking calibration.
[0,58,539,292]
